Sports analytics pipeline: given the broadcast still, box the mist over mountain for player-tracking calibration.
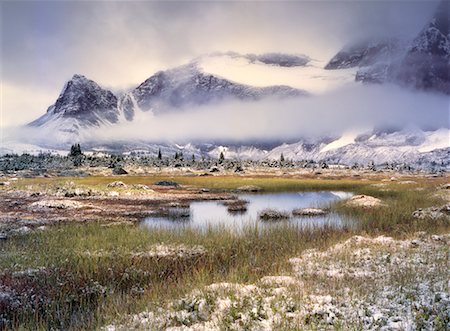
[327,0,450,94]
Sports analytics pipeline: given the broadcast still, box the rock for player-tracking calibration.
[258,209,290,221]
[292,208,328,216]
[437,183,450,190]
[412,205,449,220]
[410,240,420,247]
[345,195,385,208]
[30,199,85,209]
[107,181,126,188]
[154,180,179,187]
[0,233,7,240]
[63,187,94,197]
[36,226,48,231]
[12,226,32,235]
[237,185,263,192]
[108,191,119,197]
[0,181,11,186]
[113,167,128,175]
[224,199,249,213]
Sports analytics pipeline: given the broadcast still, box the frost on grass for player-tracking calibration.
[83,244,206,260]
[105,234,449,330]
[132,244,206,260]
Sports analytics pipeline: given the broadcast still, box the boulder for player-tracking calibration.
[154,180,179,187]
[292,208,328,216]
[258,209,290,221]
[113,167,128,175]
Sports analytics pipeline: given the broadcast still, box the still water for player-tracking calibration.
[142,191,353,232]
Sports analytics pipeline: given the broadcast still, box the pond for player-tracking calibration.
[141,191,354,232]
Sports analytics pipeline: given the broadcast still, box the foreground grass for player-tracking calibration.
[1,176,449,330]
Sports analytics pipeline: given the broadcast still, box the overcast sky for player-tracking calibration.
[0,0,441,127]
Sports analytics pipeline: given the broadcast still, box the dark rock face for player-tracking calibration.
[120,63,307,116]
[29,75,119,127]
[393,0,450,93]
[325,39,402,70]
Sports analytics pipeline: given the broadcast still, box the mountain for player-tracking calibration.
[327,1,450,94]
[29,56,309,131]
[218,52,311,67]
[325,39,404,70]
[393,0,450,93]
[207,128,449,167]
[28,75,120,139]
[119,61,307,118]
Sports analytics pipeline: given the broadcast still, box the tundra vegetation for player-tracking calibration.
[0,159,449,330]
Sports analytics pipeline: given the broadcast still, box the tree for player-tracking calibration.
[219,151,225,162]
[157,148,162,160]
[69,143,82,157]
[192,154,195,162]
[174,152,179,160]
[280,153,285,162]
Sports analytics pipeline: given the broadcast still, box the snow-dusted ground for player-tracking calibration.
[105,233,450,331]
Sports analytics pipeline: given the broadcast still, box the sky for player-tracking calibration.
[0,0,443,129]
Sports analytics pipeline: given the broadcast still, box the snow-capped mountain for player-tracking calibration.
[27,55,309,131]
[328,0,450,94]
[29,74,119,128]
[119,61,306,118]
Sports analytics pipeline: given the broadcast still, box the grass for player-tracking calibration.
[1,175,449,330]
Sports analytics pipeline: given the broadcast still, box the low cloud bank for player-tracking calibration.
[87,84,449,143]
[2,83,449,149]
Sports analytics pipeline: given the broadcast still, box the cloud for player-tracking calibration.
[77,84,449,144]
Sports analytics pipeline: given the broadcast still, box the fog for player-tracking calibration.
[4,83,446,149]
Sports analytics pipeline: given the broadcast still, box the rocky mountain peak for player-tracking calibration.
[409,0,449,56]
[29,74,120,128]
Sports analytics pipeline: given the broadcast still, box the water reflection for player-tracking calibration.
[142,191,353,232]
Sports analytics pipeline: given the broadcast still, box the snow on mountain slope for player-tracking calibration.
[200,53,357,94]
[320,131,362,153]
[119,60,307,118]
[417,128,450,152]
[224,128,449,166]
[29,75,119,129]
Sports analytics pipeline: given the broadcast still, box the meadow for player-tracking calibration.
[1,174,448,330]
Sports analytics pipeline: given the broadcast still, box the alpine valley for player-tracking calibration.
[3,2,449,169]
